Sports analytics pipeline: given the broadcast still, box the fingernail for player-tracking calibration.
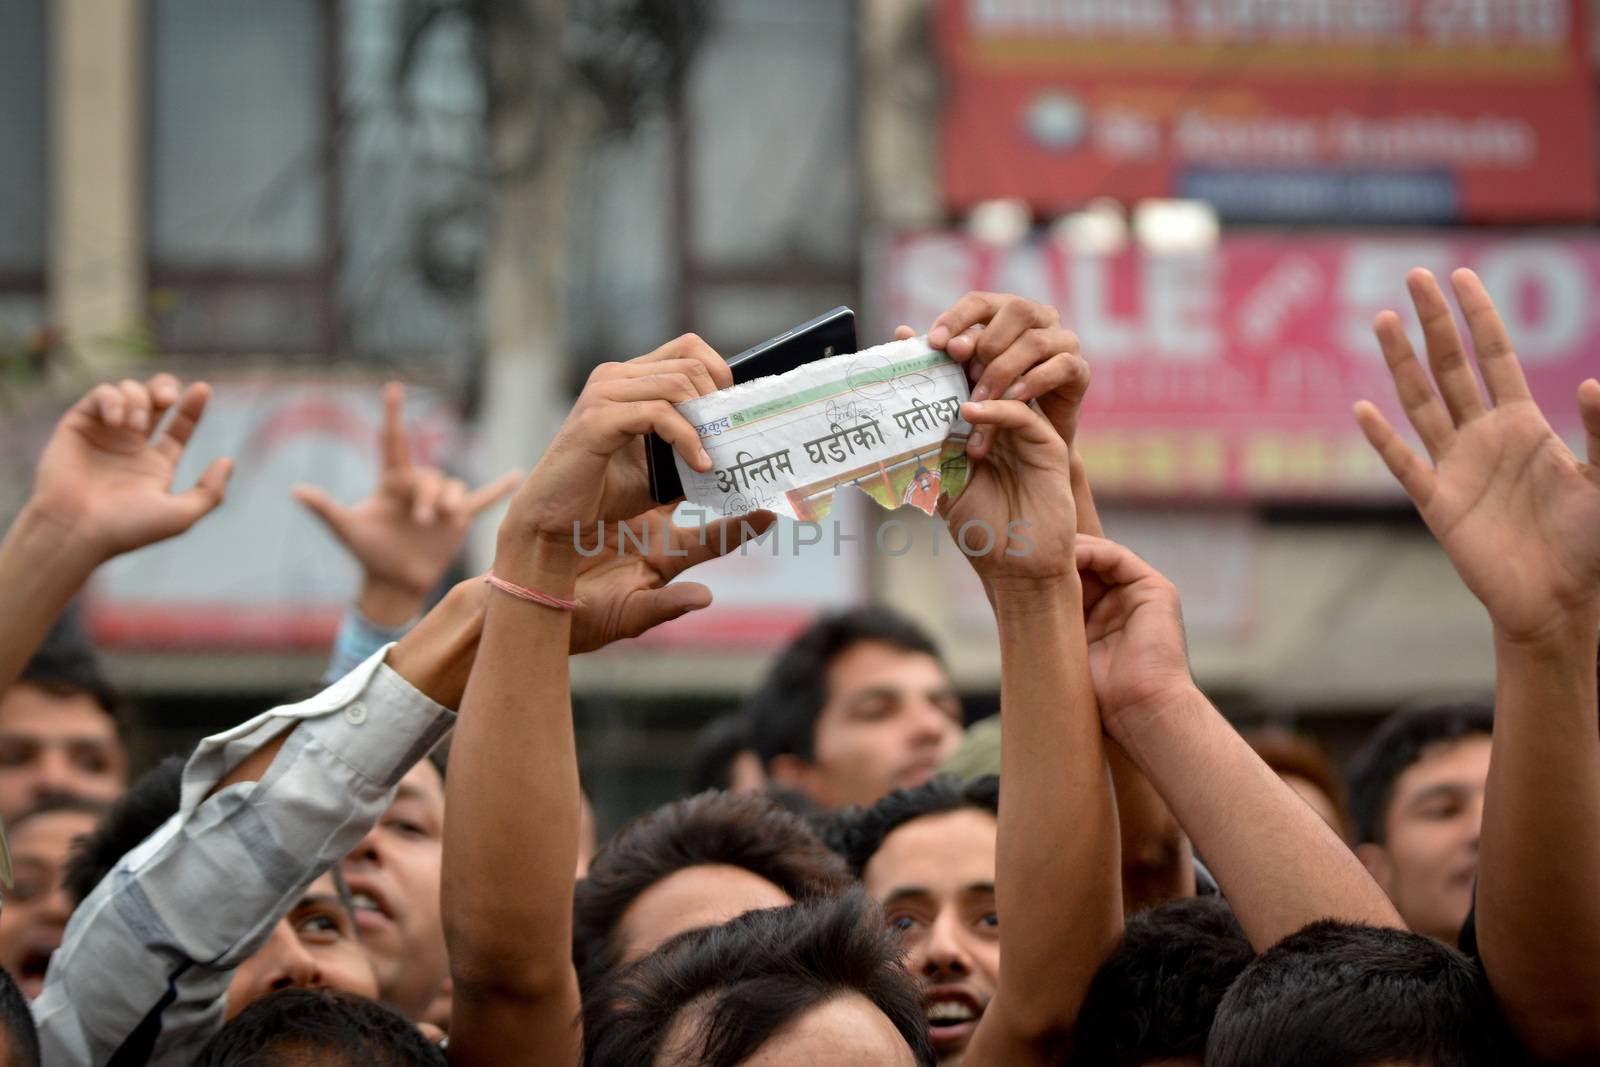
[929,325,950,347]
[969,429,984,451]
[1002,382,1027,401]
[697,447,712,469]
[970,383,991,403]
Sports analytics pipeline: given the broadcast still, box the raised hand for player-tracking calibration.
[941,399,1077,587]
[29,374,233,560]
[569,506,775,653]
[292,383,519,623]
[902,292,1089,461]
[501,335,730,551]
[1073,535,1195,743]
[1354,268,1600,641]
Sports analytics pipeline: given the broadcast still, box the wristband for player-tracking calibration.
[484,571,579,611]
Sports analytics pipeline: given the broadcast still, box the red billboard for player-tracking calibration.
[937,0,1596,222]
[875,230,1600,499]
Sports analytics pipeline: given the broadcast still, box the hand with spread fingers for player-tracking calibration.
[293,383,520,625]
[897,291,1090,462]
[1353,268,1600,641]
[30,373,234,560]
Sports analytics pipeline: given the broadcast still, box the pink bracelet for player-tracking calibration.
[484,571,579,611]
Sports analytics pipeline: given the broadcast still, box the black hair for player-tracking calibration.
[744,607,943,767]
[1207,920,1515,1067]
[191,987,446,1066]
[0,967,40,1067]
[1346,702,1494,845]
[572,790,853,990]
[13,642,122,734]
[583,891,934,1067]
[825,774,999,876]
[63,756,184,906]
[685,714,755,795]
[1067,896,1253,1066]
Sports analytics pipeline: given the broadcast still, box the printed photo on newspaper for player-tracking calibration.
[673,336,971,521]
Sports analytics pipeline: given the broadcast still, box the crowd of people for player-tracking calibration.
[0,269,1595,1066]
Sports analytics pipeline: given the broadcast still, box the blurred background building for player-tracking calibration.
[3,0,1597,829]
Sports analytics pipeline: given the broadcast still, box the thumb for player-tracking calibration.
[171,457,234,530]
[292,483,352,542]
[617,582,713,640]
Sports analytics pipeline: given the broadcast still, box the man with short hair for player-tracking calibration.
[0,798,107,999]
[1346,703,1493,945]
[1206,921,1511,1067]
[192,988,445,1067]
[0,650,127,823]
[745,608,963,811]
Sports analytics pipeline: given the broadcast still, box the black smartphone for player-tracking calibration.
[646,306,856,503]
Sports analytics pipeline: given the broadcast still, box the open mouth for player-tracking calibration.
[345,881,395,933]
[17,945,56,997]
[924,988,984,1050]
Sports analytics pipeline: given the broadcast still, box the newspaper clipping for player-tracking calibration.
[673,336,972,521]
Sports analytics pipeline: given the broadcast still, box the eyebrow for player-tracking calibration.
[1404,782,1477,808]
[882,882,996,907]
[295,892,349,915]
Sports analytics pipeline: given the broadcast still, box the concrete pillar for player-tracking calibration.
[50,0,144,368]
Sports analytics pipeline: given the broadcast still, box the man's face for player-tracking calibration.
[0,685,127,821]
[775,641,962,811]
[0,807,100,998]
[223,871,379,1019]
[1358,735,1491,944]
[615,863,795,967]
[862,808,999,1067]
[339,760,447,1020]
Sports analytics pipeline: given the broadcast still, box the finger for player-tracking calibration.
[146,373,182,417]
[1071,452,1104,537]
[593,399,712,472]
[659,510,779,576]
[1031,353,1092,447]
[969,306,1060,401]
[171,457,234,530]
[892,324,916,341]
[599,372,701,407]
[1073,533,1158,588]
[983,333,1082,404]
[1408,268,1486,425]
[606,357,721,398]
[411,468,444,525]
[929,291,1008,350]
[636,333,733,391]
[1353,400,1436,506]
[381,382,412,472]
[1450,268,1532,406]
[1373,310,1456,462]
[960,399,1068,466]
[291,484,353,542]
[616,582,715,640]
[86,383,125,428]
[465,470,522,516]
[437,477,469,522]
[154,383,213,462]
[1579,378,1600,468]
[117,379,153,434]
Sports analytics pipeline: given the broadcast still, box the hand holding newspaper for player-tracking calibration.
[673,336,971,521]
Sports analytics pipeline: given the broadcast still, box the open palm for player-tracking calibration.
[31,376,232,559]
[1355,269,1600,640]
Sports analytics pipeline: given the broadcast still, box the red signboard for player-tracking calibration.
[938,0,1596,221]
[876,230,1600,498]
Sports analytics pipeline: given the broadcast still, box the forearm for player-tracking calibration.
[0,502,104,689]
[443,537,582,1063]
[1476,619,1600,1059]
[988,579,1121,1044]
[1114,686,1400,950]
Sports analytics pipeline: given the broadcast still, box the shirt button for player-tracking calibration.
[344,701,369,726]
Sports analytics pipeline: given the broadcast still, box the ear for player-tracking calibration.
[1355,842,1397,896]
[765,753,812,790]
